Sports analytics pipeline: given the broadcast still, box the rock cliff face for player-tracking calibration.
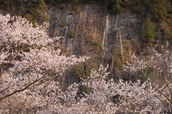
[47,4,143,89]
[48,5,142,56]
[48,5,107,56]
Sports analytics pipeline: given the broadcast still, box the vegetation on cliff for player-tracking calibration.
[0,1,172,113]
[0,0,171,81]
[0,0,171,78]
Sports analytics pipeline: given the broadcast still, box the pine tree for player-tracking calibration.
[143,15,155,45]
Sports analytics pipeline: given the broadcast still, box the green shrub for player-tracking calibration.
[151,0,170,22]
[110,0,128,14]
[42,15,48,22]
[143,66,154,76]
[10,13,13,17]
[24,13,32,20]
[32,19,37,27]
[38,0,45,9]
[84,68,90,78]
[113,79,118,83]
[77,85,92,96]
[95,40,102,50]
[113,48,121,58]
[75,63,90,79]
[26,0,36,18]
[165,28,172,40]
[92,62,98,70]
[69,29,76,38]
[143,15,155,45]
[71,0,79,9]
[26,0,34,14]
[139,65,154,81]
[139,6,146,15]
[75,63,82,78]
[94,56,98,61]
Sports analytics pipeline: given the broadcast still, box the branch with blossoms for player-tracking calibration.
[123,48,172,111]
[0,72,46,101]
[0,14,88,113]
[0,14,171,114]
[51,64,170,113]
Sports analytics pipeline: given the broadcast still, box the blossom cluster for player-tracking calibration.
[0,14,171,114]
[42,65,170,113]
[0,14,88,113]
[123,49,172,113]
[123,52,149,72]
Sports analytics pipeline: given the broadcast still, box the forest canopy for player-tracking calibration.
[0,0,171,24]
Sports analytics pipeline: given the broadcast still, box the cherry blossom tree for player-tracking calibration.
[51,48,172,113]
[123,48,172,113]
[0,14,171,114]
[53,64,171,113]
[0,14,88,113]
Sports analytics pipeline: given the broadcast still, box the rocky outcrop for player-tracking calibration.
[48,5,106,56]
[47,4,143,89]
[48,5,142,56]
